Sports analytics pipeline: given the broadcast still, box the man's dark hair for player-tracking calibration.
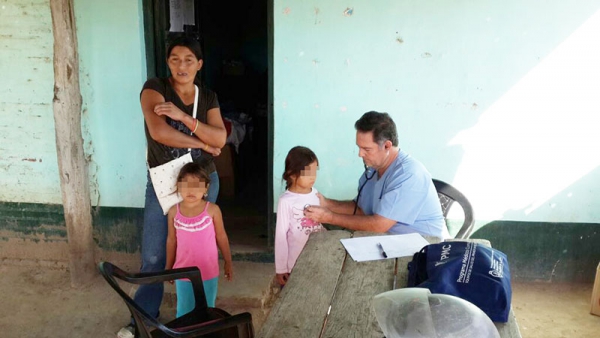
[354,111,398,147]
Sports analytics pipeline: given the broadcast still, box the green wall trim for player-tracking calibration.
[472,220,600,283]
[3,202,598,281]
[0,202,275,261]
[0,202,143,253]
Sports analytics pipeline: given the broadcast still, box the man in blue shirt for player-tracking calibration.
[305,111,449,239]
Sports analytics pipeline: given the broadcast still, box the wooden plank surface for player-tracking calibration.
[495,311,523,338]
[258,230,351,338]
[261,232,522,338]
[322,231,396,338]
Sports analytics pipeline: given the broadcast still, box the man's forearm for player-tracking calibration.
[325,199,359,215]
[327,213,394,233]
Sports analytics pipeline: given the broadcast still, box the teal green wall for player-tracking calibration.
[74,0,148,208]
[2,1,600,282]
[0,0,61,204]
[272,0,600,227]
[0,0,148,208]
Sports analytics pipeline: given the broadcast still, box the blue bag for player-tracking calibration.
[407,241,512,322]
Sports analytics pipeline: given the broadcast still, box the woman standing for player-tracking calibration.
[118,36,226,338]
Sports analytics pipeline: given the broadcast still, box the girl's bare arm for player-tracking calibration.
[212,204,233,280]
[165,206,178,270]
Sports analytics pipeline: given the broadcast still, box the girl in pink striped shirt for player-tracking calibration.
[166,162,233,317]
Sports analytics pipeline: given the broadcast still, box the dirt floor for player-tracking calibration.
[511,282,599,338]
[0,261,599,338]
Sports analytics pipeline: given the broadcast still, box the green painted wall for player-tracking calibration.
[74,0,148,208]
[272,0,600,227]
[2,0,600,282]
[0,0,148,208]
[0,0,61,204]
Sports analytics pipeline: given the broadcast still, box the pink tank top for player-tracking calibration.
[172,202,219,281]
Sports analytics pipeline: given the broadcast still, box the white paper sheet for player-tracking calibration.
[340,233,430,262]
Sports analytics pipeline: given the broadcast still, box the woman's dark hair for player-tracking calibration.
[166,35,204,85]
[177,162,211,185]
[283,146,318,189]
[354,111,399,147]
[167,35,203,60]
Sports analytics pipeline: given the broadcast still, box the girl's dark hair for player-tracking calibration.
[282,146,318,189]
[177,162,211,185]
[167,35,203,60]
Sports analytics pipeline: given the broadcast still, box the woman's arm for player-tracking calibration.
[142,89,204,149]
[165,206,177,270]
[193,107,227,148]
[212,204,233,280]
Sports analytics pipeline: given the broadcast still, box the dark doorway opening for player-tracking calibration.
[142,0,273,253]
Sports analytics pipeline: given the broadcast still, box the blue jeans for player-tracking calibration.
[133,170,219,319]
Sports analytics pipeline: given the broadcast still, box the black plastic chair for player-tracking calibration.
[98,262,254,338]
[432,179,475,239]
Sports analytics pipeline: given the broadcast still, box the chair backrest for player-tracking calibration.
[432,179,474,239]
[99,262,167,337]
[99,262,254,338]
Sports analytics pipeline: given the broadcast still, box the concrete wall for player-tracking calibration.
[0,0,148,261]
[74,0,148,208]
[0,0,148,208]
[272,0,600,226]
[2,0,600,282]
[0,0,60,204]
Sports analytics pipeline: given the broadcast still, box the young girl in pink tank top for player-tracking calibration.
[165,162,233,317]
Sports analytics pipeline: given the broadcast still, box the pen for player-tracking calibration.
[377,242,387,258]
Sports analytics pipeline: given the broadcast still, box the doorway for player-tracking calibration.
[142,0,273,252]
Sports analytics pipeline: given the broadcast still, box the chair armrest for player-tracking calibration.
[110,265,203,285]
[168,312,253,337]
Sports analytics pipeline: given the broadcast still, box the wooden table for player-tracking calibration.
[259,230,522,338]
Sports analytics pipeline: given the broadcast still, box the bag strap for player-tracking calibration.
[187,85,199,153]
[146,84,200,166]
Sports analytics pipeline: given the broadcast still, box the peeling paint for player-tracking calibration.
[343,8,353,17]
[0,0,59,205]
[396,37,404,44]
